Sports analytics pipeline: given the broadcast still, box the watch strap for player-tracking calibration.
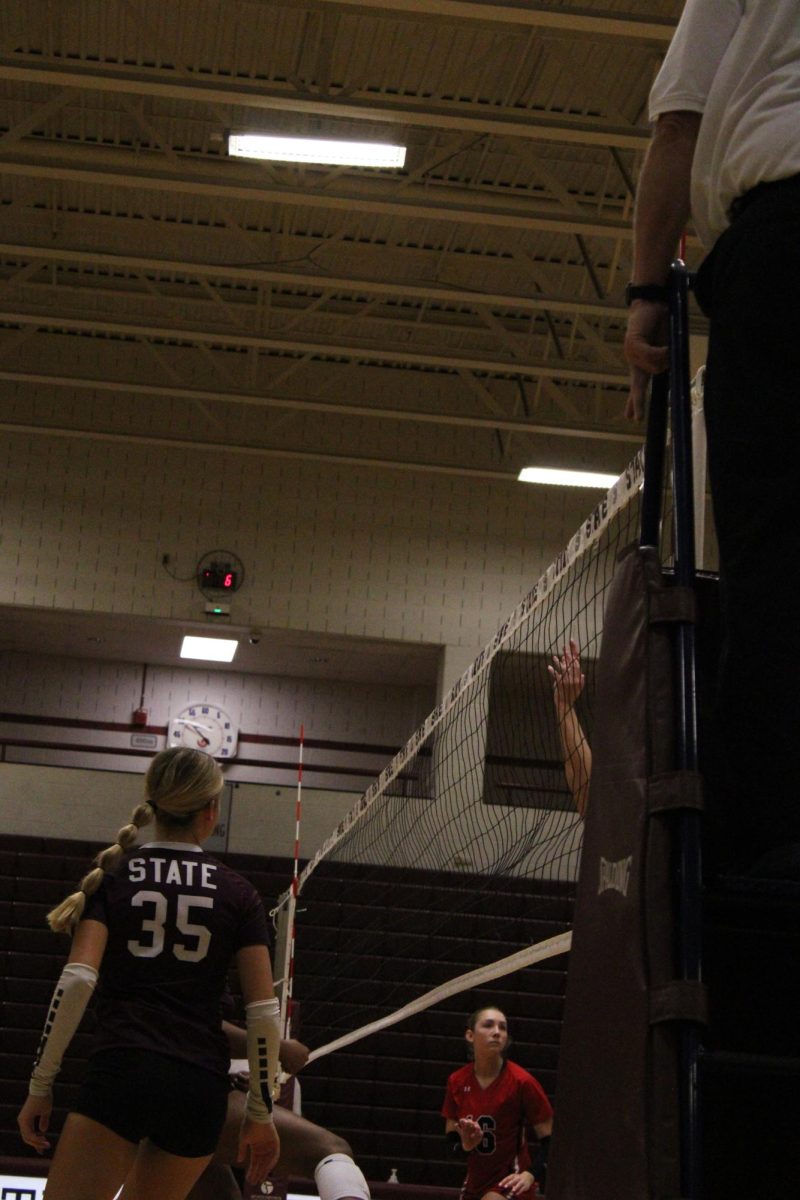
[625,282,669,306]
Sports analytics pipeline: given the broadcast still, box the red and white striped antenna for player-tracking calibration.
[280,723,304,1040]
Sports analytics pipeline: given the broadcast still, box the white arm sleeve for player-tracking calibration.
[29,962,98,1097]
[245,997,281,1123]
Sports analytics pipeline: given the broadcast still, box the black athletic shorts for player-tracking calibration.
[74,1048,229,1157]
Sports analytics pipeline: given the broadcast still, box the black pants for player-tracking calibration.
[694,176,800,871]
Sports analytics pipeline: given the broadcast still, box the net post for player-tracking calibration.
[667,258,703,1200]
[640,370,669,549]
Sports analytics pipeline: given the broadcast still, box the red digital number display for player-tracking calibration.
[201,564,238,590]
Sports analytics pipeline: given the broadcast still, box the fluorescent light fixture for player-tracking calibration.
[517,466,620,489]
[228,133,406,168]
[180,636,238,663]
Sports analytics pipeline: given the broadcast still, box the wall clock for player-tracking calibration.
[167,704,239,759]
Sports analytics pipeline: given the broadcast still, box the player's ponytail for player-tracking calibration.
[47,748,222,935]
[47,799,156,935]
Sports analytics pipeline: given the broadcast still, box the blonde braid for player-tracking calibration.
[46,800,155,935]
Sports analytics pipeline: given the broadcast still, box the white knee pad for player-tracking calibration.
[314,1152,370,1200]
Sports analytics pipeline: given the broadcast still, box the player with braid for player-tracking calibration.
[17,746,282,1200]
[443,1007,553,1200]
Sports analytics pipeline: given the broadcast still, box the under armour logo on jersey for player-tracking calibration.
[598,855,632,897]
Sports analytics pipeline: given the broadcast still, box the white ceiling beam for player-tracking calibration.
[0,87,77,149]
[308,1,674,41]
[0,57,651,151]
[0,142,637,240]
[0,307,629,385]
[0,418,635,481]
[0,367,636,442]
[5,277,619,366]
[0,241,628,319]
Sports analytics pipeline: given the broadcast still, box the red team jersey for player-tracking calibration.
[442,1060,553,1200]
[82,841,269,1076]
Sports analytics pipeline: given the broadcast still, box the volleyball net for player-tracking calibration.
[273,449,650,1060]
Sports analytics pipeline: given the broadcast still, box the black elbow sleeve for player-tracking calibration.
[532,1134,551,1185]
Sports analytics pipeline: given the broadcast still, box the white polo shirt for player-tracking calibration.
[649,0,800,249]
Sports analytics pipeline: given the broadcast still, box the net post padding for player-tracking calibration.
[547,544,706,1200]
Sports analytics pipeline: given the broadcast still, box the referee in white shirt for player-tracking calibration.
[623,0,800,881]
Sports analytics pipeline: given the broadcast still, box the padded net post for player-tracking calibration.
[546,544,706,1200]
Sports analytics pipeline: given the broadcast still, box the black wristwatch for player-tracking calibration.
[624,282,669,306]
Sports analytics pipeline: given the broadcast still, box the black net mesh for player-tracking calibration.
[277,451,648,1053]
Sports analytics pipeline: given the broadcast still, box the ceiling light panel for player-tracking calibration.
[228,134,406,168]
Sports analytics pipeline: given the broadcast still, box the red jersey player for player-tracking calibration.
[17,747,281,1200]
[442,1007,553,1200]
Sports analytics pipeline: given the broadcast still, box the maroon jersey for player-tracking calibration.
[442,1060,553,1199]
[82,842,269,1076]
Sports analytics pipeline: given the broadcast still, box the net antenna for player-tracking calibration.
[271,448,647,1062]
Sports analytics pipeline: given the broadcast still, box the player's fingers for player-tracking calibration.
[265,1131,281,1177]
[19,1123,48,1152]
[249,1143,279,1183]
[245,1152,265,1185]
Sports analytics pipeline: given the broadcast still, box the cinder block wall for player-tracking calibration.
[0,431,590,650]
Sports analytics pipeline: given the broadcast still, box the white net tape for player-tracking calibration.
[305,930,572,1064]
